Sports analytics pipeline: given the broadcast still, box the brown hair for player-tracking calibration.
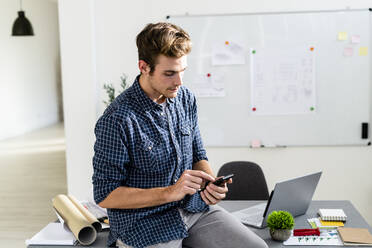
[136,22,192,73]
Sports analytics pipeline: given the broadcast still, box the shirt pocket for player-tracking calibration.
[134,137,162,173]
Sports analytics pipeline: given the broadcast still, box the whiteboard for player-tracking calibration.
[169,10,372,147]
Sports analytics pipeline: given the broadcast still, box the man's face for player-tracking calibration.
[147,54,187,99]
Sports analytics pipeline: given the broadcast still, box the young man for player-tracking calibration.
[92,22,267,248]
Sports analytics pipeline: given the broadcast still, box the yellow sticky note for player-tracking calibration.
[338,32,348,41]
[359,47,368,56]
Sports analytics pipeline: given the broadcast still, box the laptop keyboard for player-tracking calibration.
[242,213,264,224]
[234,203,266,226]
[241,206,264,215]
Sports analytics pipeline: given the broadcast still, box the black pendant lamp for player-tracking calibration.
[12,0,34,36]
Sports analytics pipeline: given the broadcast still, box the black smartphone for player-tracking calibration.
[199,174,234,191]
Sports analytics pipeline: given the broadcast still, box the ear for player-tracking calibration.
[138,60,150,75]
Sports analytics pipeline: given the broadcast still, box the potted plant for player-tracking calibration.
[103,74,129,106]
[267,210,295,241]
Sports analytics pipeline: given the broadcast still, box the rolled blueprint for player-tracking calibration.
[52,194,99,245]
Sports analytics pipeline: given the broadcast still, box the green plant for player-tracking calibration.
[267,211,294,230]
[103,74,128,106]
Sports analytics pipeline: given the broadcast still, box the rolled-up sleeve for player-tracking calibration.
[191,95,208,164]
[92,115,129,204]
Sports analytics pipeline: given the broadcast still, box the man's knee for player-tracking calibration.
[184,206,268,248]
[230,226,268,248]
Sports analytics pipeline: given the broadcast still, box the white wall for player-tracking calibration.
[0,0,61,140]
[59,0,372,224]
[58,0,98,203]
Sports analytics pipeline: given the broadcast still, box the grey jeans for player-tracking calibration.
[117,205,268,248]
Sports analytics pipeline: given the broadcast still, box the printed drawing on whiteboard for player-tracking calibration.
[250,47,317,115]
[185,72,226,98]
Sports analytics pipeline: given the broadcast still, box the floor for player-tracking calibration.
[0,123,67,247]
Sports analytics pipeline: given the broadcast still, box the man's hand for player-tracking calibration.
[200,178,233,205]
[167,170,215,202]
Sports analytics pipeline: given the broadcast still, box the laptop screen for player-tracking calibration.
[264,172,322,221]
[262,190,274,217]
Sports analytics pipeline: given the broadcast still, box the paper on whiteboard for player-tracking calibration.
[250,47,316,115]
[212,41,246,66]
[343,47,353,57]
[187,73,225,97]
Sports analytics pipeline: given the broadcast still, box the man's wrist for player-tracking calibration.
[162,185,175,203]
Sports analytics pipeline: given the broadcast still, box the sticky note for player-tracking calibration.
[359,47,368,56]
[338,32,348,41]
[351,35,360,44]
[343,47,353,57]
[251,140,261,148]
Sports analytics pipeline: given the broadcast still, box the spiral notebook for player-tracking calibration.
[318,209,347,221]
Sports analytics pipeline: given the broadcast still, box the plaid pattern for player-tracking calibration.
[92,76,209,247]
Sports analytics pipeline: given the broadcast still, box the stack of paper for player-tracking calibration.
[25,223,76,246]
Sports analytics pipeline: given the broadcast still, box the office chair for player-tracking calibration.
[217,161,269,200]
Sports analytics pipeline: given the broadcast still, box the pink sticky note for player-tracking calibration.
[343,47,353,57]
[251,140,261,148]
[351,35,360,44]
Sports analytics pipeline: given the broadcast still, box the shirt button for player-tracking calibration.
[174,179,177,183]
[161,112,165,116]
[148,146,152,150]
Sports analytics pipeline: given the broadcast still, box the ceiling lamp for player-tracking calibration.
[12,0,34,36]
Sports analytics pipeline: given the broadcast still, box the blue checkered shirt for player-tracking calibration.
[92,76,209,247]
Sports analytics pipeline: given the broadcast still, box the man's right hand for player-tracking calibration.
[166,170,215,202]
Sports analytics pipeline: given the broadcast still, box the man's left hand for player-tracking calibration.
[200,178,232,205]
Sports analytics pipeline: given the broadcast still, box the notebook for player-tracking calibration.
[319,219,344,227]
[318,209,347,221]
[338,227,372,246]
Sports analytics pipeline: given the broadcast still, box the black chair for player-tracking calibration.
[217,161,269,200]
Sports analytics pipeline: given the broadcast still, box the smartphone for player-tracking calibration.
[199,174,234,191]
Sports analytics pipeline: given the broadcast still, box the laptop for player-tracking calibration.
[231,171,322,228]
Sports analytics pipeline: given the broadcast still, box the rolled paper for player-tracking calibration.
[52,194,98,245]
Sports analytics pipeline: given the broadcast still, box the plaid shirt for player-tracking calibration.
[92,76,209,247]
